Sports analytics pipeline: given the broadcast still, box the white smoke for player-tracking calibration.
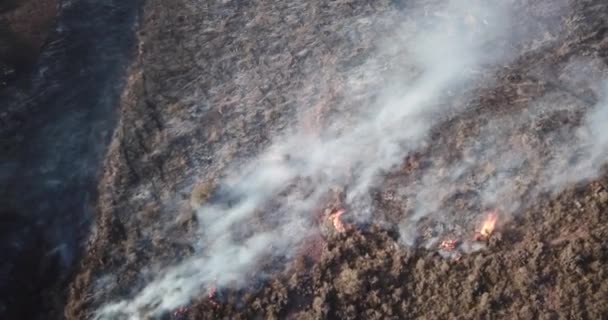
[96,1,515,318]
[392,60,608,252]
[542,84,608,189]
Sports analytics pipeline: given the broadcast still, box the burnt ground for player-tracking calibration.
[0,0,57,88]
[0,0,139,319]
[63,0,608,319]
[0,1,59,318]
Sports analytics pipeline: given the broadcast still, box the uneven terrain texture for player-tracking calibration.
[0,0,57,88]
[65,0,608,319]
[1,1,138,319]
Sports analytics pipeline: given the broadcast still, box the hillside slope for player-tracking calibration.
[67,0,608,319]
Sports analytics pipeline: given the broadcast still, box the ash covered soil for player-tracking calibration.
[66,0,608,319]
[0,0,56,88]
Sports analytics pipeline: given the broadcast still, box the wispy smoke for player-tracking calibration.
[99,1,608,317]
[394,57,608,251]
[542,83,608,189]
[96,1,519,318]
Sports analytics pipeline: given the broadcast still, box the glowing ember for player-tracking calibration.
[208,286,218,307]
[330,209,346,233]
[439,239,457,251]
[452,253,462,262]
[172,306,188,318]
[477,211,498,240]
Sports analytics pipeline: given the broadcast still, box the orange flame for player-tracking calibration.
[478,211,498,239]
[330,209,346,233]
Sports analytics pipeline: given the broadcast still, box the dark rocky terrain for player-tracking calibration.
[2,0,608,319]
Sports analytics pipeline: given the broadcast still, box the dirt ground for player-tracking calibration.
[65,0,608,319]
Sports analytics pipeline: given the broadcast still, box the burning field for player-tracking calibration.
[61,0,608,319]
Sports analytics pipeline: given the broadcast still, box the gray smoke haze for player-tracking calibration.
[95,1,578,318]
[542,84,608,189]
[395,58,608,254]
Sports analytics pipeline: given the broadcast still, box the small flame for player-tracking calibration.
[478,211,498,239]
[330,209,346,233]
[439,239,457,251]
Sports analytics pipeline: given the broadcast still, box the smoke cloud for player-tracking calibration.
[96,1,608,318]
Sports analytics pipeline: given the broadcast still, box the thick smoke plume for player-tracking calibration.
[94,1,608,318]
